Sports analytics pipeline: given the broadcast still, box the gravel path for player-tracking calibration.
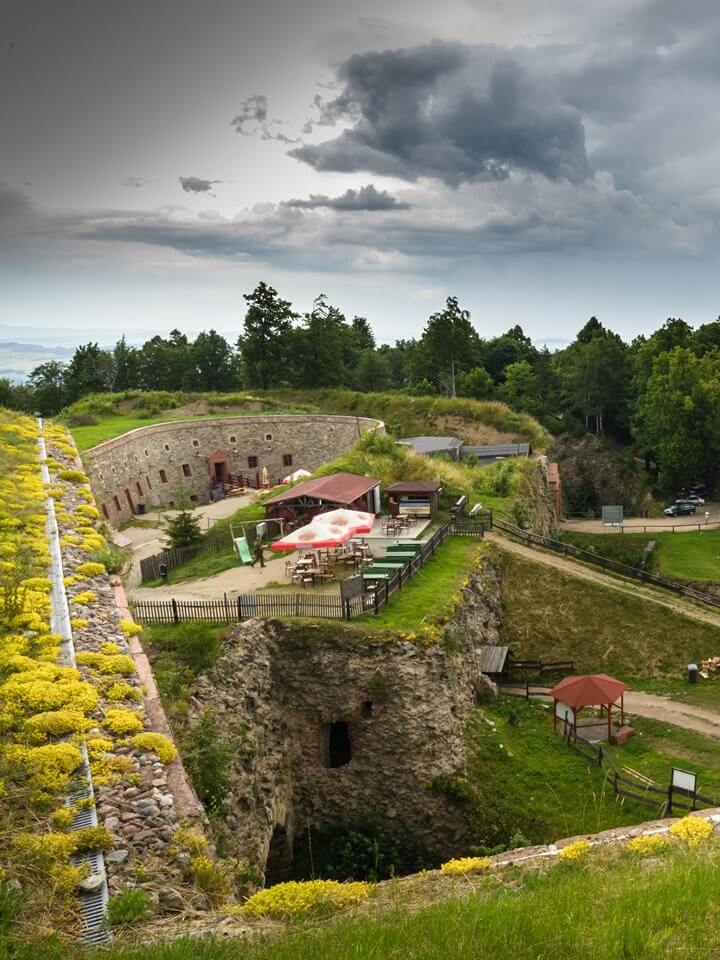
[487,531,720,630]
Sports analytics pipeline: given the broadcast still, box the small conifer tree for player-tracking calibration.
[165,509,202,549]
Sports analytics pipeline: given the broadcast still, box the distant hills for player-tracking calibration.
[0,341,75,380]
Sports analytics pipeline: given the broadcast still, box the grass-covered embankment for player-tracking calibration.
[11,838,720,960]
[499,551,720,680]
[465,699,720,846]
[561,527,720,585]
[63,388,550,452]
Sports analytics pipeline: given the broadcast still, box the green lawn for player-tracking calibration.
[499,551,720,681]
[356,537,485,631]
[464,697,720,848]
[69,407,308,451]
[561,528,720,584]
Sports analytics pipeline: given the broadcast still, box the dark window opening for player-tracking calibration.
[265,433,273,441]
[135,481,143,497]
[159,469,168,483]
[282,453,293,467]
[248,455,258,469]
[192,439,200,447]
[145,474,152,489]
[325,721,352,768]
[182,463,192,477]
[124,488,135,514]
[101,503,109,519]
[361,700,373,719]
[230,435,237,443]
[190,494,198,502]
[164,443,170,452]
[113,496,121,511]
[144,449,149,457]
[265,824,294,886]
[168,500,175,508]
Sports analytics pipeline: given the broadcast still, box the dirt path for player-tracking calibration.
[623,692,720,739]
[486,530,720,630]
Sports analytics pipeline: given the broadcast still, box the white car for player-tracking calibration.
[685,494,706,506]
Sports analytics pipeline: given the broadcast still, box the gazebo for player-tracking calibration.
[550,674,627,742]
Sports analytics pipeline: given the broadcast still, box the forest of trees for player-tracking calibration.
[3,283,720,493]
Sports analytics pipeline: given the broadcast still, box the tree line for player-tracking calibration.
[3,283,720,492]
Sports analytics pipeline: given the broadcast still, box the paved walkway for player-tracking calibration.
[561,503,720,534]
[487,531,720,630]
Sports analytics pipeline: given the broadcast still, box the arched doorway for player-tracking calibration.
[208,450,231,485]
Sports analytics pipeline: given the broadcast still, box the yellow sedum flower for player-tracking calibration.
[670,816,714,847]
[131,732,177,764]
[119,619,143,637]
[103,708,144,735]
[626,834,670,856]
[70,591,96,605]
[558,840,590,861]
[244,879,371,917]
[440,856,492,876]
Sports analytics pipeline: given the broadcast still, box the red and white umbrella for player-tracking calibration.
[271,508,375,551]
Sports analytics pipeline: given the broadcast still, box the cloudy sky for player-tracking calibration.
[2,0,720,354]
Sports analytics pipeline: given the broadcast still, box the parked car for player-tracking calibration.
[664,502,697,516]
[685,494,706,506]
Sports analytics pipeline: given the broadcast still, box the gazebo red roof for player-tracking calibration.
[549,674,627,708]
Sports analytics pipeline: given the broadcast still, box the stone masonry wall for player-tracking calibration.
[82,414,384,525]
[189,549,503,878]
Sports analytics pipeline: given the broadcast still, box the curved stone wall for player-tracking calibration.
[82,415,384,525]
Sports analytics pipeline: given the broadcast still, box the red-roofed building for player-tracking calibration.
[264,472,381,524]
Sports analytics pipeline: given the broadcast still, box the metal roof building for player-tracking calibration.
[396,436,464,460]
[460,443,531,463]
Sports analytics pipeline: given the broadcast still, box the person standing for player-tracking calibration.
[250,538,266,568]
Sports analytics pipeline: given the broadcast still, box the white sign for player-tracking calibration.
[555,701,574,724]
[672,768,697,793]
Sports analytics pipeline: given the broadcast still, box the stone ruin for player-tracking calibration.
[188,548,503,880]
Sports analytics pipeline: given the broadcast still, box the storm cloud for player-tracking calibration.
[282,184,409,211]
[179,176,222,194]
[290,42,590,186]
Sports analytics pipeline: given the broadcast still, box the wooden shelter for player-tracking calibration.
[386,480,441,518]
[550,674,627,741]
[264,472,381,526]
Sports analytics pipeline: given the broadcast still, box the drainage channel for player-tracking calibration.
[37,418,111,945]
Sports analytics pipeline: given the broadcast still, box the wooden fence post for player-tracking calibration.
[171,598,179,624]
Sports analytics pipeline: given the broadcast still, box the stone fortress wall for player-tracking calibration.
[82,414,384,525]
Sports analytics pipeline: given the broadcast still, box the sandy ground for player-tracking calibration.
[115,492,259,589]
[562,503,720,534]
[486,531,720,630]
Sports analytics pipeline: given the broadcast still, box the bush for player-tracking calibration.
[184,708,233,813]
[243,879,371,918]
[174,623,221,672]
[105,888,151,925]
[91,544,128,575]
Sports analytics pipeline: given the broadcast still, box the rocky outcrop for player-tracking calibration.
[189,549,503,879]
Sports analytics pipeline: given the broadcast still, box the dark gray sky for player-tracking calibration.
[2,0,720,348]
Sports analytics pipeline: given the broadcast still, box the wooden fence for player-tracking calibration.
[493,516,720,610]
[563,724,718,817]
[134,515,489,625]
[140,538,230,583]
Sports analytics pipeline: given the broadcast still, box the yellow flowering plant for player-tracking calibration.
[558,839,590,861]
[670,816,714,847]
[626,834,670,856]
[440,856,492,875]
[243,879,371,918]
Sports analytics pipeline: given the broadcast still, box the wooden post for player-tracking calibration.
[171,598,178,624]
